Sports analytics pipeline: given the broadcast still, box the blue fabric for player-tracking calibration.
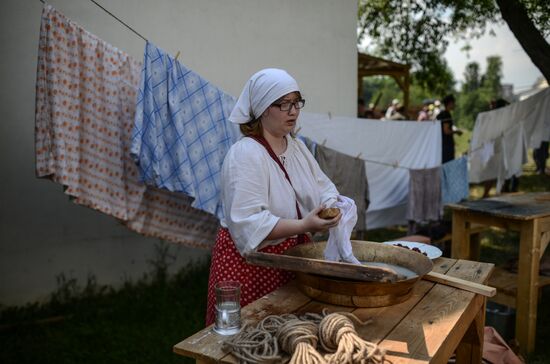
[132,42,238,219]
[441,156,469,205]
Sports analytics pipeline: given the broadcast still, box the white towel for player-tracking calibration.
[324,195,361,264]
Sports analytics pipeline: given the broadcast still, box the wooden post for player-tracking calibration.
[516,219,541,355]
[452,210,470,259]
[455,297,486,363]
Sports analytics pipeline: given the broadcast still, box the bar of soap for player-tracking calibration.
[318,207,340,219]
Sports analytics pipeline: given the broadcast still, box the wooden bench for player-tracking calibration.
[489,267,550,308]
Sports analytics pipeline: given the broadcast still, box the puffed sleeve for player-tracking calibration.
[221,141,280,254]
[295,138,339,207]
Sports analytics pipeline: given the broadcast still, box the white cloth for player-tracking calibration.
[470,88,550,185]
[480,141,495,166]
[298,112,441,229]
[221,136,338,254]
[229,68,300,124]
[324,195,361,264]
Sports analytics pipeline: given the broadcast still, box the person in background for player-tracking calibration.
[358,98,367,118]
[205,68,342,326]
[388,105,408,120]
[534,141,549,175]
[432,99,442,119]
[384,98,399,119]
[437,94,459,163]
[417,101,430,121]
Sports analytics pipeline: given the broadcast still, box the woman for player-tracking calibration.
[205,69,341,325]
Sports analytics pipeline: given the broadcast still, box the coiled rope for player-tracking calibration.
[277,318,327,364]
[319,313,385,364]
[223,311,386,364]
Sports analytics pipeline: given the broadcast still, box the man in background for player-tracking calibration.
[437,94,460,163]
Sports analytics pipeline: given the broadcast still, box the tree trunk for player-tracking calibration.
[496,0,550,82]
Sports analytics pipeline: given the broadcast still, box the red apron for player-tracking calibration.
[205,227,308,326]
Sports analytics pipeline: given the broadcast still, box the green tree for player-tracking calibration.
[358,0,550,88]
[480,56,503,97]
[462,63,481,92]
[454,57,504,129]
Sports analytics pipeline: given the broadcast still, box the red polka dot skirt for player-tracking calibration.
[205,227,308,326]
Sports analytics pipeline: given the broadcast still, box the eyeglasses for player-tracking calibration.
[271,99,306,112]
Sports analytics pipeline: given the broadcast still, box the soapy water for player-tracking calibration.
[360,261,418,281]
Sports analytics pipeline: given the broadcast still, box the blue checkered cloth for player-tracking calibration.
[132,42,238,219]
[441,156,469,205]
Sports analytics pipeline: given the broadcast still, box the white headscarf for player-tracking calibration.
[229,68,300,124]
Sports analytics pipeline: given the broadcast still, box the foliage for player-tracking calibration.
[454,56,503,129]
[1,246,209,364]
[361,73,451,117]
[358,0,550,94]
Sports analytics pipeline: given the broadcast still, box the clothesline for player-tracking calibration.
[301,109,534,172]
[37,0,534,175]
[41,0,149,42]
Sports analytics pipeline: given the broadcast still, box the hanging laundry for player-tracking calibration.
[35,4,219,248]
[470,88,550,186]
[496,122,527,193]
[480,141,495,166]
[298,113,441,229]
[132,42,238,219]
[315,144,369,231]
[441,156,469,205]
[406,167,441,223]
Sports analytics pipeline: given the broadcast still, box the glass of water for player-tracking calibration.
[214,281,241,335]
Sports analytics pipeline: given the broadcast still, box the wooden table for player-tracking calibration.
[448,192,550,355]
[174,257,493,363]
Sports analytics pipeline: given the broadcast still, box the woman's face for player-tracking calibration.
[260,92,302,138]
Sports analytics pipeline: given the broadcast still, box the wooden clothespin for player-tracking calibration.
[355,152,362,159]
[328,111,332,120]
[295,126,302,134]
[174,51,181,61]
[392,160,399,168]
[321,138,327,146]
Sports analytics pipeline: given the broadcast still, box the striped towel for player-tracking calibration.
[35,4,218,248]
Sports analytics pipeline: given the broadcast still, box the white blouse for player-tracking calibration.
[221,135,339,254]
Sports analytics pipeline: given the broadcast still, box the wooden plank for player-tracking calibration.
[245,251,400,282]
[342,258,457,345]
[453,297,485,364]
[173,281,311,363]
[452,210,470,259]
[378,260,493,364]
[448,192,550,220]
[463,211,520,231]
[516,219,541,355]
[424,271,496,297]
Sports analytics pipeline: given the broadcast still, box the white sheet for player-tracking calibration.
[298,113,441,229]
[470,88,550,185]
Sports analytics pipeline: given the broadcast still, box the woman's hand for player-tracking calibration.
[302,205,342,233]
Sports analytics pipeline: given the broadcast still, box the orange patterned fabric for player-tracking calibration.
[35,4,218,248]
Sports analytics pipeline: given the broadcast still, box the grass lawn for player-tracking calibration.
[2,151,549,363]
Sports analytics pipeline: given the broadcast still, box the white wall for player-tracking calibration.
[0,0,357,306]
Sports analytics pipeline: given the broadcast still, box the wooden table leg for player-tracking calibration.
[455,297,486,363]
[452,210,470,259]
[516,219,541,355]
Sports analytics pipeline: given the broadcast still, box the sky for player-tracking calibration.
[444,22,545,93]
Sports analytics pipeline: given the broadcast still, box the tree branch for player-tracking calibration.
[496,0,550,81]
